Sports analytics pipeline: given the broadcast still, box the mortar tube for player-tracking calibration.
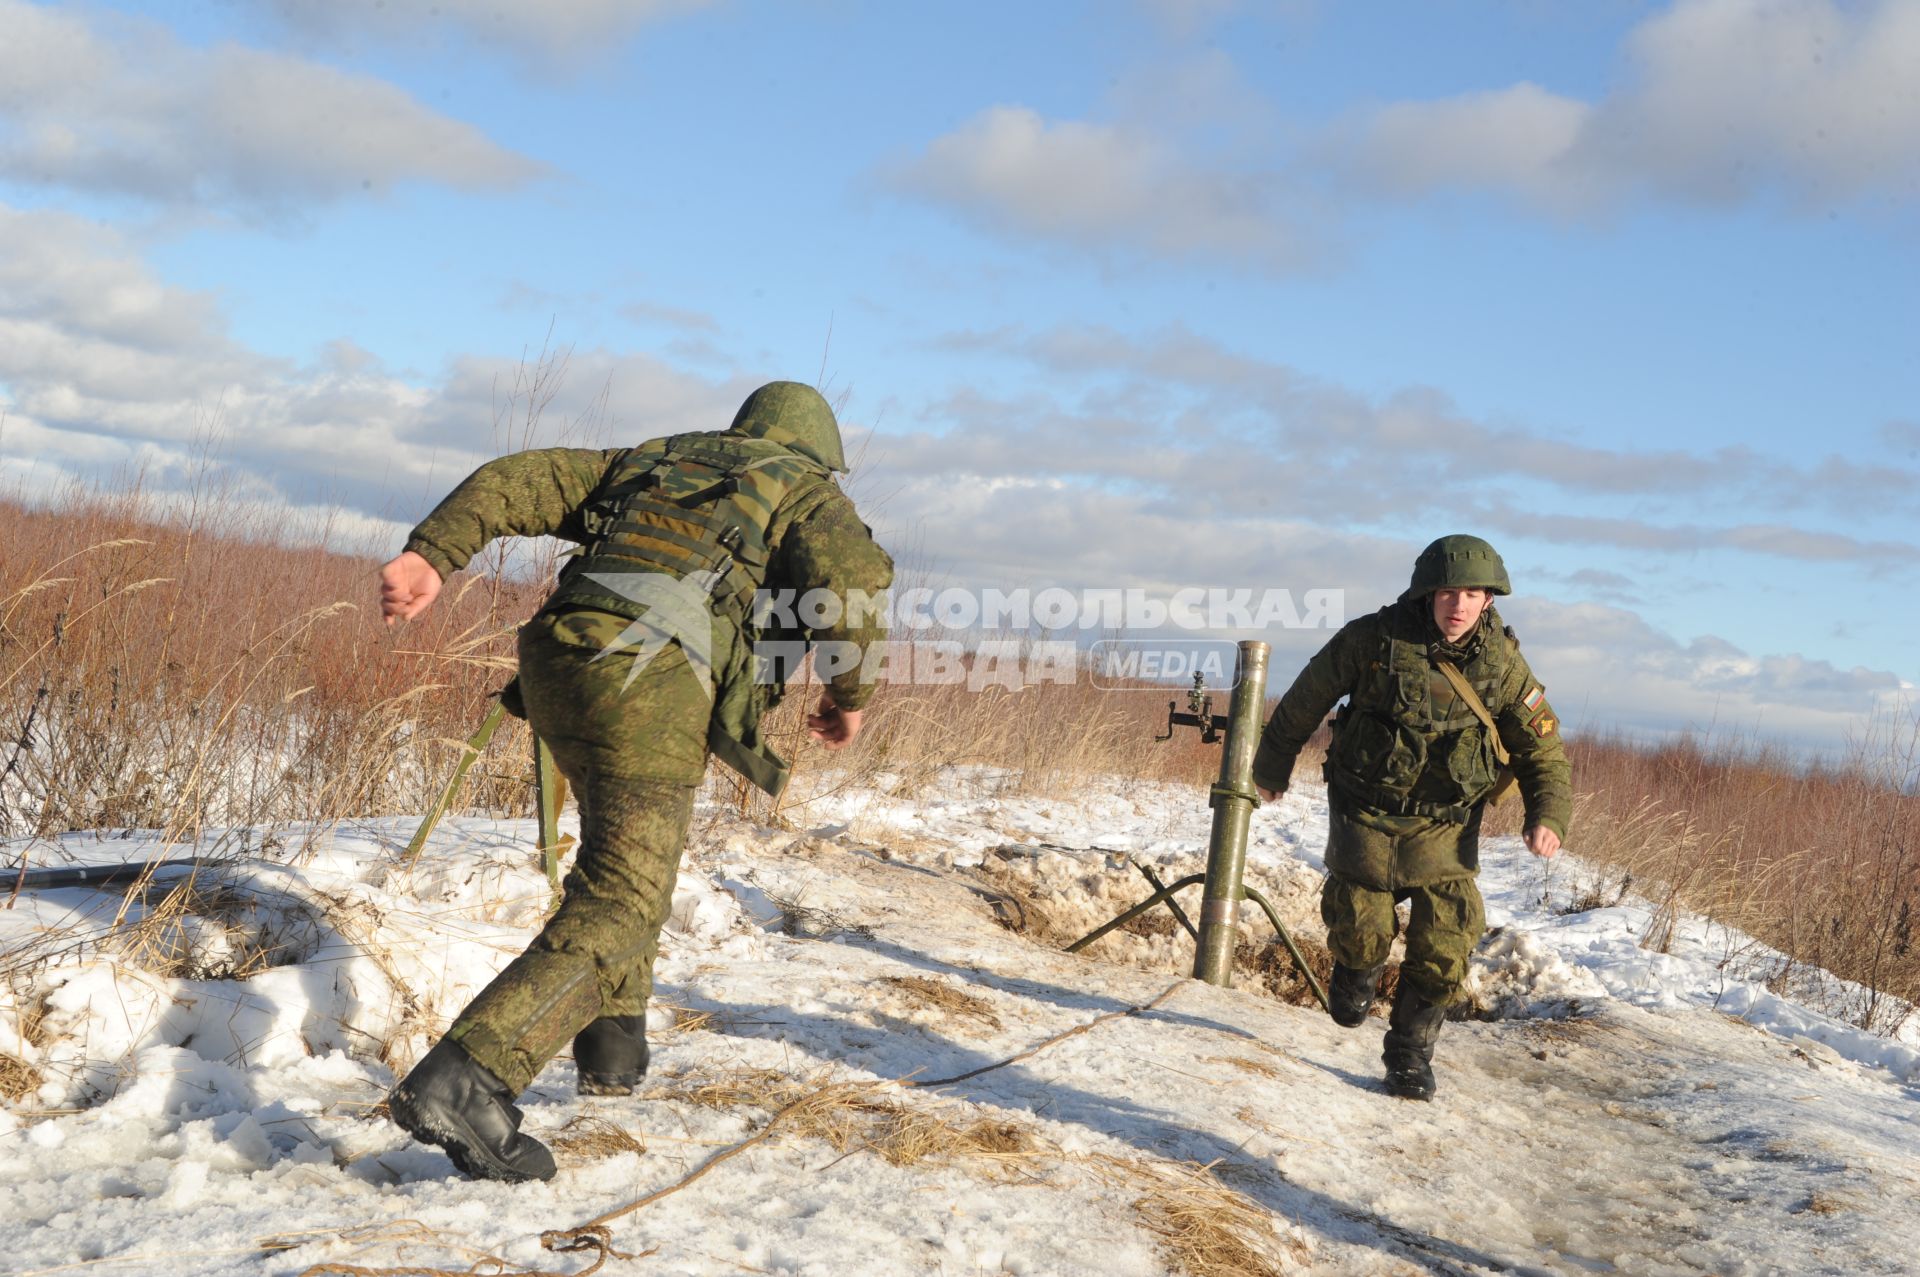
[1191,640,1270,987]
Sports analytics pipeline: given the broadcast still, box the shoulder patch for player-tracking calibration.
[1523,685,1544,712]
[1527,704,1558,737]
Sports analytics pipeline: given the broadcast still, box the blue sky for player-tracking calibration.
[1,0,1915,753]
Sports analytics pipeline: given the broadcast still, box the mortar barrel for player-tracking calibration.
[1191,639,1271,986]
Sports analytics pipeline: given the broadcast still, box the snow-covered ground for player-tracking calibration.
[3,771,1918,1276]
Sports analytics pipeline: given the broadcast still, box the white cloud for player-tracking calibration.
[1501,596,1911,748]
[261,0,711,67]
[0,0,541,214]
[0,204,755,525]
[886,106,1316,272]
[1333,0,1920,211]
[1337,83,1596,209]
[844,438,1910,751]
[929,323,1920,546]
[4,201,1908,753]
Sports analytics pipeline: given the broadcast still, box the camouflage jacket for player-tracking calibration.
[404,441,893,788]
[1252,601,1571,839]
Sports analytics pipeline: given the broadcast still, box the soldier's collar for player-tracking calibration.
[1424,609,1489,662]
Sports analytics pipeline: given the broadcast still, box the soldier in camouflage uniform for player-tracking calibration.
[1252,535,1570,1101]
[378,382,892,1181]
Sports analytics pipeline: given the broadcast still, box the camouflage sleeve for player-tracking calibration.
[771,491,894,712]
[1495,651,1572,839]
[403,448,624,579]
[1250,616,1374,795]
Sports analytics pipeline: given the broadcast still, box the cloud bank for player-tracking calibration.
[0,0,541,215]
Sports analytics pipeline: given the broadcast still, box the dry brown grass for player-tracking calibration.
[549,1114,647,1161]
[1475,727,1920,1033]
[864,1108,1045,1170]
[1092,1155,1306,1277]
[0,488,548,846]
[1122,907,1181,939]
[110,873,312,980]
[880,974,1003,1030]
[1800,1189,1850,1215]
[0,1051,40,1103]
[1199,1054,1285,1081]
[650,1004,717,1036]
[647,1067,1047,1175]
[8,469,1918,1042]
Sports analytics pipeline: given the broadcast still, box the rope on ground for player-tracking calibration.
[541,1081,885,1256]
[294,1223,641,1277]
[906,977,1186,1088]
[543,977,1186,1250]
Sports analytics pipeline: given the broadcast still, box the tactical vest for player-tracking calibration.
[1323,605,1512,823]
[543,431,835,796]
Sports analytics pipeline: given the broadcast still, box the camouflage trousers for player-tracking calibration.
[447,613,713,1095]
[1321,874,1486,1006]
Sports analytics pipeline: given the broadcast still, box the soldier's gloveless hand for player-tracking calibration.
[1523,825,1561,859]
[806,693,862,750]
[1257,785,1280,803]
[380,550,443,626]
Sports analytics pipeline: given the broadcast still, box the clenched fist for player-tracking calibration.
[379,551,443,626]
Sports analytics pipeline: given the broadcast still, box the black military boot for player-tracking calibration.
[1328,962,1387,1028]
[574,1015,649,1096]
[388,1038,557,1183]
[1381,984,1448,1102]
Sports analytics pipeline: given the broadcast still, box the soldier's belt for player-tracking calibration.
[1334,781,1475,826]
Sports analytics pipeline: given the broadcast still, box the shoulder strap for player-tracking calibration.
[1433,659,1510,767]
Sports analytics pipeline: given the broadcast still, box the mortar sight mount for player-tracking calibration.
[1155,671,1230,744]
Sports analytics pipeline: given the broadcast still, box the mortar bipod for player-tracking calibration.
[1070,639,1329,1012]
[1063,865,1330,1014]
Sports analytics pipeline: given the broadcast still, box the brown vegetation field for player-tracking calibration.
[2,482,1914,1033]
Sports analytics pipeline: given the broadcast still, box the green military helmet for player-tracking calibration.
[727,381,848,472]
[1400,534,1512,601]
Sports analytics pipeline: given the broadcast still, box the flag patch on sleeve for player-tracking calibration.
[1522,685,1545,712]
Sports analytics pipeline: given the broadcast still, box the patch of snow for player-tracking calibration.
[2,770,1917,1275]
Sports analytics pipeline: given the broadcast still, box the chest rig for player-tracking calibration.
[1324,604,1512,823]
